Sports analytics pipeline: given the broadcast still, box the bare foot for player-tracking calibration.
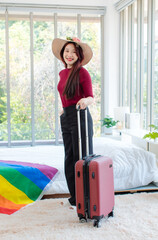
[69,206,74,210]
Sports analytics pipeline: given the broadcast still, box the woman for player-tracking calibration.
[52,37,94,206]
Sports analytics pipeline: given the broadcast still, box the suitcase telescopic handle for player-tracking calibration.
[77,105,89,160]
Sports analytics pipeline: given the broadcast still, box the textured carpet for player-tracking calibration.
[0,192,158,240]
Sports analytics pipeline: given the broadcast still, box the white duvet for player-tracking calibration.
[94,137,158,190]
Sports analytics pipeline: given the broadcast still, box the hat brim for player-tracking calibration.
[52,38,93,66]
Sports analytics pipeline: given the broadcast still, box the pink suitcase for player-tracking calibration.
[75,107,114,227]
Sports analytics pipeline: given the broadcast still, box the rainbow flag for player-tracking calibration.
[0,160,58,215]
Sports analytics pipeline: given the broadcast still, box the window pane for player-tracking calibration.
[143,0,148,128]
[57,14,101,136]
[58,14,77,39]
[0,10,102,145]
[9,16,31,141]
[133,1,137,112]
[154,0,158,126]
[81,15,101,136]
[0,17,7,141]
[124,8,129,106]
[33,15,54,141]
[57,14,77,140]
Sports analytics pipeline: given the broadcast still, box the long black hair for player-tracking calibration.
[60,42,84,99]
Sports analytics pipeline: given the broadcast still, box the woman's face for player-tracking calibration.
[63,43,78,68]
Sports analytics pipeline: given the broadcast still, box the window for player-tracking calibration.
[133,1,138,112]
[0,15,7,141]
[154,0,158,126]
[81,14,101,135]
[0,6,104,146]
[124,7,129,106]
[119,0,158,129]
[143,0,148,128]
[33,14,55,141]
[9,15,31,142]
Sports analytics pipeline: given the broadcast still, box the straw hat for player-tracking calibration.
[52,37,93,66]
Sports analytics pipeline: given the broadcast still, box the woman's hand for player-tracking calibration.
[60,109,64,116]
[76,97,94,110]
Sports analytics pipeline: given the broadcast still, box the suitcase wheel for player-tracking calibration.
[79,217,87,223]
[93,220,101,228]
[108,209,114,218]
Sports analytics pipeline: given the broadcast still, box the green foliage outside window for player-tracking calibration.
[0,85,7,124]
[0,16,101,142]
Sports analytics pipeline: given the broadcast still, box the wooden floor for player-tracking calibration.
[42,183,158,199]
[115,183,158,194]
[42,193,70,199]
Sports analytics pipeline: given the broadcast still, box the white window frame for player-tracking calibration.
[0,4,106,146]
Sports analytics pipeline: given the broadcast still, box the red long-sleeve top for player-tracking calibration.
[57,67,93,108]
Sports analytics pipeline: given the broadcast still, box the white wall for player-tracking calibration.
[1,0,120,116]
[0,0,114,6]
[104,3,120,117]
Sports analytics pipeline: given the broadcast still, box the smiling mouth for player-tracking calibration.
[66,58,73,61]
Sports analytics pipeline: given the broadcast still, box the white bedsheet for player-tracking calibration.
[0,137,158,193]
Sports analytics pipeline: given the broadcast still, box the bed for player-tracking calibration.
[1,137,158,214]
[0,137,158,198]
[45,137,158,194]
[94,137,158,191]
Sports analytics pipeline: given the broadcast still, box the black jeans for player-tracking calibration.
[60,105,93,206]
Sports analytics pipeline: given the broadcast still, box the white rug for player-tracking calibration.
[0,192,158,240]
